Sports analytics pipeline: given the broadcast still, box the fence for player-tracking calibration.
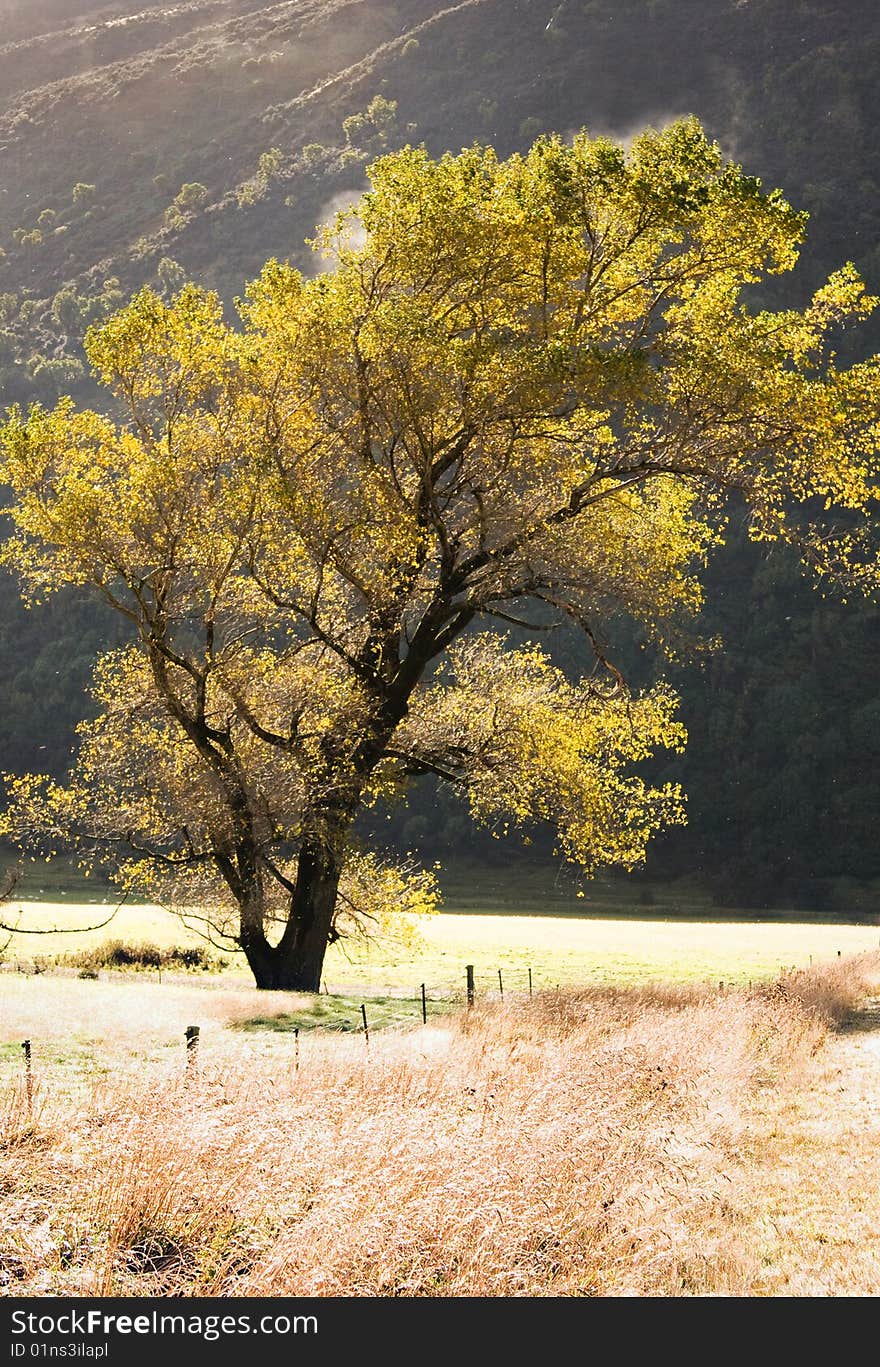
[8,949,864,1090]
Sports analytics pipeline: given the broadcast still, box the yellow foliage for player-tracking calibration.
[0,118,877,979]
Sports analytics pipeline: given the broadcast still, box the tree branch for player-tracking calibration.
[0,890,129,936]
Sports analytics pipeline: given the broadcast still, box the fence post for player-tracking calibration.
[184,1025,200,1075]
[294,1026,300,1073]
[421,983,427,1026]
[528,966,533,998]
[466,965,475,1009]
[498,969,504,1000]
[22,1039,32,1117]
[361,1003,370,1049]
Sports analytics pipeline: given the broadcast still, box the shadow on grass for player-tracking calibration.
[230,992,457,1034]
[838,1000,880,1034]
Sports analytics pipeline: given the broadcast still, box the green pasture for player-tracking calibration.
[2,885,878,996]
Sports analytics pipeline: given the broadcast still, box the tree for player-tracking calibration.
[174,182,209,210]
[156,257,188,299]
[51,285,83,335]
[165,183,209,228]
[1,120,878,989]
[343,97,398,148]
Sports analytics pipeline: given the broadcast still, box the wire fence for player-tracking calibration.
[8,944,874,1100]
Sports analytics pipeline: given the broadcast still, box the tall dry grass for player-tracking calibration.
[1,953,877,1297]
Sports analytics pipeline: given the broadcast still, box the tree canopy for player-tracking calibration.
[1,119,878,988]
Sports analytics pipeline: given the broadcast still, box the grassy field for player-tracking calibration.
[3,895,879,997]
[2,954,879,1295]
[1,886,878,1095]
[3,869,880,1295]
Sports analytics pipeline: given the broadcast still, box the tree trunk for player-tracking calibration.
[240,835,342,991]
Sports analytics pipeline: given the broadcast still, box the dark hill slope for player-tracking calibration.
[3,1,880,376]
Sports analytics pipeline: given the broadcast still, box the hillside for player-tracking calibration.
[4,1,880,378]
[0,0,878,909]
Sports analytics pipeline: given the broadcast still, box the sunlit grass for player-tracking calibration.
[328,910,880,996]
[1,955,878,1296]
[3,895,879,997]
[231,993,453,1035]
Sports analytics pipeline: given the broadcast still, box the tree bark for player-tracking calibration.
[240,834,342,991]
[237,704,413,990]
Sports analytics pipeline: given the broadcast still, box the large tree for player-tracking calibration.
[1,120,878,989]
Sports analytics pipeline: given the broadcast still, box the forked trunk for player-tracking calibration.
[239,836,342,991]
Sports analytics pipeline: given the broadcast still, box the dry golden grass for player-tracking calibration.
[736,955,880,1294]
[768,951,880,1025]
[1,954,878,1297]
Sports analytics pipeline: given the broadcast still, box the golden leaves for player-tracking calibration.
[0,117,877,926]
[398,633,686,873]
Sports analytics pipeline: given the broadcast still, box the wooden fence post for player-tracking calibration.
[497,969,504,1000]
[361,1003,370,1048]
[184,1025,200,1074]
[22,1039,32,1117]
[294,1026,300,1073]
[421,983,427,1025]
[528,966,533,998]
[466,965,475,1009]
